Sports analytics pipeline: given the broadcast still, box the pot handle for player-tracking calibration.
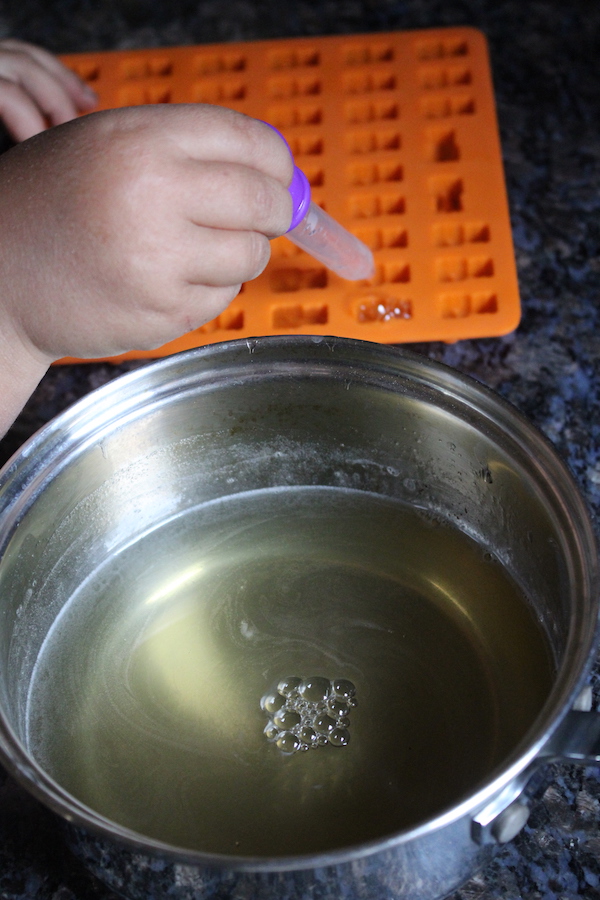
[472,694,600,846]
[537,708,600,763]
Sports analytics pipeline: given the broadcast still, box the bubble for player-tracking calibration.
[276,731,301,754]
[297,725,318,746]
[313,714,336,735]
[263,722,279,741]
[329,727,350,747]
[260,692,286,714]
[262,675,357,754]
[277,677,302,698]
[299,677,331,704]
[327,698,349,718]
[273,708,302,730]
[332,679,356,700]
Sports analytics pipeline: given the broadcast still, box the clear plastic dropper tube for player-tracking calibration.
[267,125,375,281]
[287,197,375,281]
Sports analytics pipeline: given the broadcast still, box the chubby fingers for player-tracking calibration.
[180,158,293,238]
[176,107,294,187]
[0,39,98,109]
[181,223,272,288]
[88,108,295,285]
[97,105,295,197]
[0,80,49,142]
[123,155,292,299]
[0,38,97,140]
[118,158,288,301]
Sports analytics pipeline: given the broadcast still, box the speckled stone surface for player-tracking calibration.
[0,0,599,898]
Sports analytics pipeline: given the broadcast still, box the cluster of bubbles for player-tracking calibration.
[261,676,357,755]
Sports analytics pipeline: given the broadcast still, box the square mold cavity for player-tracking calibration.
[194,52,247,75]
[438,291,498,318]
[120,57,173,79]
[271,303,329,328]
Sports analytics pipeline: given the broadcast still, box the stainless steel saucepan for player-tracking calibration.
[0,336,598,900]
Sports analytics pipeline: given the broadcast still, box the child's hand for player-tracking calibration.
[0,38,97,141]
[0,104,293,435]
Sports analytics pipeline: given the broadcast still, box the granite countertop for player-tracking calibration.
[0,0,599,898]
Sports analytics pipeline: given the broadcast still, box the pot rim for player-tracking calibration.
[0,335,598,872]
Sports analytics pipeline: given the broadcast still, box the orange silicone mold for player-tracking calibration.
[59,26,520,362]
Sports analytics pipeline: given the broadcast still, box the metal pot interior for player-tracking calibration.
[0,337,596,860]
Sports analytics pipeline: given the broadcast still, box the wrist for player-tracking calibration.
[0,316,51,439]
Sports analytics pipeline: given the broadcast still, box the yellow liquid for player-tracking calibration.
[27,487,553,856]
